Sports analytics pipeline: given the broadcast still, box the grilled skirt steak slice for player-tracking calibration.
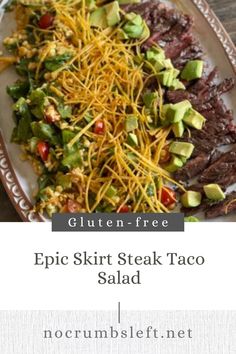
[199,149,236,188]
[174,153,210,182]
[167,78,235,109]
[205,192,236,219]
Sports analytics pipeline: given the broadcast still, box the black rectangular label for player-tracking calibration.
[52,213,184,232]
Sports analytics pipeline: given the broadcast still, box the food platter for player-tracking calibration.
[0,0,235,222]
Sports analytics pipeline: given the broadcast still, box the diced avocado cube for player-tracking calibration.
[125,13,142,25]
[106,185,118,198]
[123,23,143,38]
[146,47,165,66]
[125,115,138,132]
[181,60,204,81]
[157,69,174,87]
[172,121,185,138]
[184,216,200,222]
[146,47,165,61]
[166,100,192,123]
[203,184,226,201]
[90,7,108,28]
[143,92,158,108]
[164,155,183,173]
[104,1,121,27]
[154,59,167,72]
[169,142,194,159]
[160,103,171,125]
[183,108,206,130]
[172,68,180,79]
[139,21,149,40]
[181,191,202,208]
[127,133,138,146]
[170,79,186,91]
[163,59,174,70]
[180,156,188,165]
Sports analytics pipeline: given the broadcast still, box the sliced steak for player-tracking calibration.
[199,149,236,188]
[167,78,235,110]
[174,153,210,182]
[181,199,209,216]
[205,192,236,219]
[172,42,203,70]
[187,68,219,95]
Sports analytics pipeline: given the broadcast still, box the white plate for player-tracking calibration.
[0,0,235,221]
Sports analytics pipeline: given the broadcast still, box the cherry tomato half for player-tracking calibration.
[38,13,54,29]
[94,120,105,135]
[67,200,80,213]
[37,141,49,161]
[118,205,131,213]
[160,187,177,208]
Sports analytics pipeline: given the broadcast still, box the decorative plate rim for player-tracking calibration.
[0,132,44,222]
[0,0,235,222]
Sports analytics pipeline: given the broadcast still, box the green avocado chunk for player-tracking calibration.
[90,1,121,28]
[125,115,138,132]
[203,184,226,201]
[146,47,165,63]
[181,60,204,81]
[170,79,186,91]
[166,100,192,123]
[169,142,194,159]
[157,70,173,87]
[123,12,148,39]
[90,7,108,28]
[143,92,158,108]
[157,68,179,88]
[164,155,183,173]
[172,120,185,138]
[183,108,206,130]
[104,1,121,27]
[181,191,202,208]
[184,216,200,222]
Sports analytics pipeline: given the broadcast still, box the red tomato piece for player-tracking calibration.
[118,205,130,213]
[67,200,80,213]
[37,141,49,161]
[94,120,105,135]
[38,13,54,29]
[160,187,177,208]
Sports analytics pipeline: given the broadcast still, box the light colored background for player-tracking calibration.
[0,311,235,354]
[0,223,236,310]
